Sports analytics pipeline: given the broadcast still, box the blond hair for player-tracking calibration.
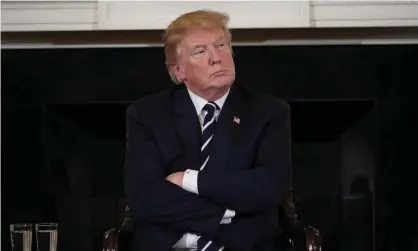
[163,9,232,84]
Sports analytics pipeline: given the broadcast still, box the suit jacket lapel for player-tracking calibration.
[207,85,244,171]
[172,85,202,171]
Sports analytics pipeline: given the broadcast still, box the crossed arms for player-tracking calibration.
[124,102,290,237]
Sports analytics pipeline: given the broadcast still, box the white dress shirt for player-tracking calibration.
[172,88,236,249]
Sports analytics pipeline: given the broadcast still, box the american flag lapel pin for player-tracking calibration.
[233,116,240,124]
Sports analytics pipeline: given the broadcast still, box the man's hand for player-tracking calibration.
[166,172,185,187]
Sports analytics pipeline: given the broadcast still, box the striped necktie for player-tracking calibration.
[198,101,225,251]
[200,101,219,171]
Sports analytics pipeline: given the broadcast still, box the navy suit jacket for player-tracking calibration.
[124,83,291,251]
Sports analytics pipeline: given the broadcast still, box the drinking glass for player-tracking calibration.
[10,223,33,251]
[35,223,58,251]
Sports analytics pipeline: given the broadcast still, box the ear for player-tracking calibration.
[169,64,186,82]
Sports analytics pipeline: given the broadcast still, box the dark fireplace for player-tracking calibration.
[2,44,418,251]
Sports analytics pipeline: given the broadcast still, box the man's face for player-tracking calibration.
[173,28,235,95]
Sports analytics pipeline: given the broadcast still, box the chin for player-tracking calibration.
[209,76,235,89]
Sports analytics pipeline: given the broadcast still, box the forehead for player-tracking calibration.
[181,29,226,48]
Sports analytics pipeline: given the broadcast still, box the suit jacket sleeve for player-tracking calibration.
[124,104,224,237]
[197,101,291,214]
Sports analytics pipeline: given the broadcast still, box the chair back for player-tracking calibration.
[103,191,322,251]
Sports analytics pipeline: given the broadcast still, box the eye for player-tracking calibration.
[193,49,205,57]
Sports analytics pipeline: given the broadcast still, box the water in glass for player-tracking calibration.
[35,223,58,251]
[10,224,33,251]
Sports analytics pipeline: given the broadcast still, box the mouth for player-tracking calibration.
[211,70,228,77]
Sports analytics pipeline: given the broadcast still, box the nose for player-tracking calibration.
[208,46,221,66]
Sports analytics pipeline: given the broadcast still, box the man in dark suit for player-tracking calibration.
[124,10,291,251]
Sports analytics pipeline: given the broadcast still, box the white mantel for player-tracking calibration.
[97,1,310,30]
[2,0,418,32]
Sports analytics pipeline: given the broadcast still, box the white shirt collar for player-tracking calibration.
[187,88,230,116]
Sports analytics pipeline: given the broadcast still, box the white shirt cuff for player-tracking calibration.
[220,218,231,224]
[221,209,235,224]
[182,169,199,194]
[223,209,235,218]
[172,233,199,249]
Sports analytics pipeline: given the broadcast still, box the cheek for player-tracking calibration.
[195,64,210,76]
[221,54,234,67]
[185,65,209,82]
[185,63,206,77]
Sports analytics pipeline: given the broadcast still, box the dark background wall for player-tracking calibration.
[2,44,417,251]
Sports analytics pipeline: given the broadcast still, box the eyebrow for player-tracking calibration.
[191,44,206,50]
[214,37,225,44]
[190,37,226,51]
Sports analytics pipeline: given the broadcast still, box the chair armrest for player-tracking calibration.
[103,228,119,251]
[278,191,322,251]
[103,227,134,251]
[277,225,322,251]
[304,226,322,251]
[103,205,135,251]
